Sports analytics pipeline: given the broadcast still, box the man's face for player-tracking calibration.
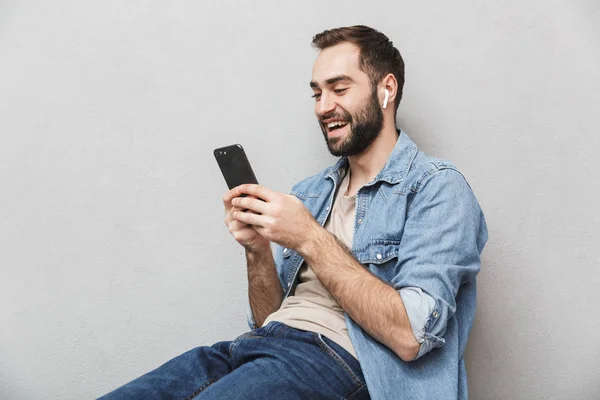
[310,42,383,157]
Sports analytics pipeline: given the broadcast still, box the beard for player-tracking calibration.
[319,85,384,157]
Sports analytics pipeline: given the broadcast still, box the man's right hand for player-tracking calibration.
[223,187,270,254]
[224,186,282,327]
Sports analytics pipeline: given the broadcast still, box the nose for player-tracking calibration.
[316,93,336,117]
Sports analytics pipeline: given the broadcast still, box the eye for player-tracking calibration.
[311,93,322,100]
[334,88,348,94]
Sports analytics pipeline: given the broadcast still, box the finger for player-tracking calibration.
[224,205,241,225]
[223,187,244,211]
[233,209,266,227]
[232,229,257,243]
[225,205,256,226]
[223,186,240,202]
[234,184,276,202]
[224,185,250,201]
[224,189,262,213]
[229,219,253,234]
[223,194,233,213]
[228,205,258,221]
[231,196,269,215]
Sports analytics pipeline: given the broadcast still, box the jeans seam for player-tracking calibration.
[265,321,285,339]
[274,324,284,339]
[228,331,263,358]
[314,333,363,388]
[228,340,237,358]
[185,377,219,400]
[345,384,368,400]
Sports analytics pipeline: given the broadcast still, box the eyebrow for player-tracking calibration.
[310,74,355,89]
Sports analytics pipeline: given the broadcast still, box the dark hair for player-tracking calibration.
[312,25,405,118]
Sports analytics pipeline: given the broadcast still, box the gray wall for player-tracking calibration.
[1,1,598,399]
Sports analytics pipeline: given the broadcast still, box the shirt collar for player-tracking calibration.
[325,129,418,186]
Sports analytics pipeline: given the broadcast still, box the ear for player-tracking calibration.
[380,73,398,110]
[383,89,390,109]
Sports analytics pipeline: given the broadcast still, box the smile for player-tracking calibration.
[325,120,349,132]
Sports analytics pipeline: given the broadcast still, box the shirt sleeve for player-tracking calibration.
[399,287,437,360]
[391,167,488,360]
[246,302,258,330]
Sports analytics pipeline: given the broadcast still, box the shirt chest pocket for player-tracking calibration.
[355,240,399,264]
[354,240,402,282]
[357,188,410,244]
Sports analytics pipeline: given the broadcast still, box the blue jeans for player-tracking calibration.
[99,321,370,399]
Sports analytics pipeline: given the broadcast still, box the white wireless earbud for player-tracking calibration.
[383,89,389,109]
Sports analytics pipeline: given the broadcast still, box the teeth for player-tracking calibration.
[327,121,347,128]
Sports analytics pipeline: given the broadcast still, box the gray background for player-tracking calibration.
[1,1,599,399]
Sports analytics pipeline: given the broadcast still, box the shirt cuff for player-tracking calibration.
[399,287,443,360]
[246,303,258,330]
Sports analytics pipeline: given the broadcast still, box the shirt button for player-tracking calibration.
[358,218,363,224]
[376,254,382,260]
[283,248,288,254]
[326,206,330,211]
[287,282,291,288]
[433,311,439,318]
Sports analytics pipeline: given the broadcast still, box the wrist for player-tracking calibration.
[245,245,272,261]
[297,224,328,262]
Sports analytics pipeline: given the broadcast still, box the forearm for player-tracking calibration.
[299,229,419,361]
[246,248,283,328]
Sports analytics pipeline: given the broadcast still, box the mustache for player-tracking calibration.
[320,111,352,124]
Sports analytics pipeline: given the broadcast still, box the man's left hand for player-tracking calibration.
[230,184,321,251]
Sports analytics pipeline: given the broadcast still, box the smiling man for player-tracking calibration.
[100,25,488,400]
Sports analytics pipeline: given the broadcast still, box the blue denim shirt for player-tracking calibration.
[248,130,488,400]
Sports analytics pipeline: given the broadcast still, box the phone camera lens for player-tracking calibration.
[223,151,227,155]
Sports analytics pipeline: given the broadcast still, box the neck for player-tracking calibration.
[345,122,398,194]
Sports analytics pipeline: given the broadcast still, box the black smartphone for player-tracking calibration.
[214,144,258,190]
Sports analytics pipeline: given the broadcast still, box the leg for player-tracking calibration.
[98,340,234,399]
[195,322,370,400]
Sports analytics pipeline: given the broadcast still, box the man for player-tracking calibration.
[100,25,487,400]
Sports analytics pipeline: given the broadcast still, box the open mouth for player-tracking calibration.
[326,120,349,133]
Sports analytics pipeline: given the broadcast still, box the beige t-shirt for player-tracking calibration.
[263,168,357,358]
